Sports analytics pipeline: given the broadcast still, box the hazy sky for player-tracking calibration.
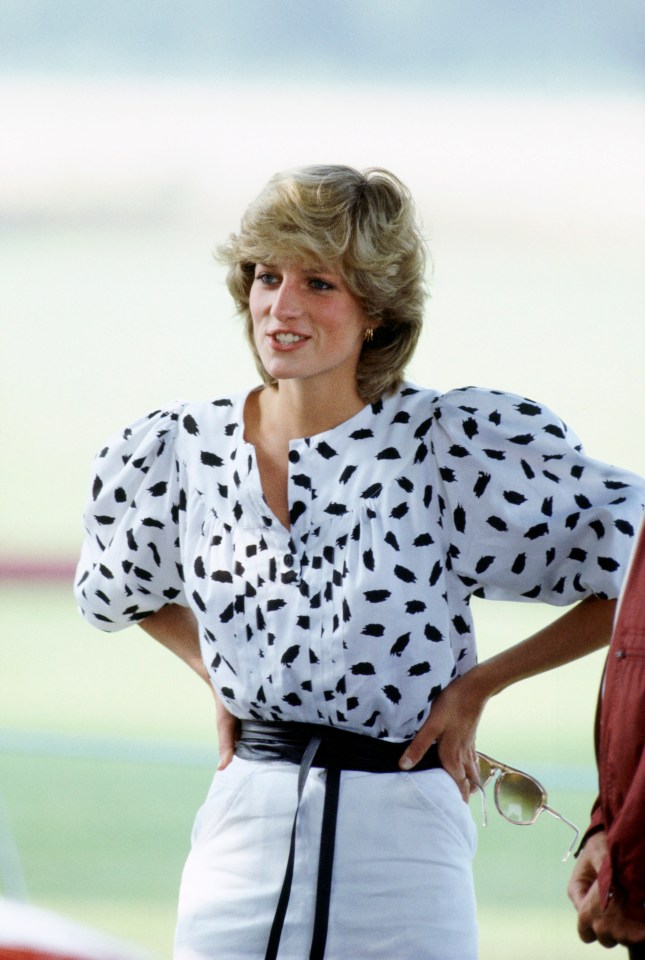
[2,1,644,558]
[2,0,644,89]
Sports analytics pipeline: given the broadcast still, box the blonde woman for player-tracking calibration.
[76,166,644,960]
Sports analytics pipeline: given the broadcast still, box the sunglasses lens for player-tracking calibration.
[496,772,542,824]
[478,756,493,783]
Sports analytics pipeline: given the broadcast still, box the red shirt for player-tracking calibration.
[586,520,645,921]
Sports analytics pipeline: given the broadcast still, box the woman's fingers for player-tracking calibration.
[216,717,237,769]
[399,717,437,770]
[466,748,481,789]
[214,693,239,771]
[443,752,478,802]
[398,719,479,803]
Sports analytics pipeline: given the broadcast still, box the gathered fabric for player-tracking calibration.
[75,383,644,743]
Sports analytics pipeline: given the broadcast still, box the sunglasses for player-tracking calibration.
[472,752,580,862]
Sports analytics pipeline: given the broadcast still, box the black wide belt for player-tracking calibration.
[235,720,442,960]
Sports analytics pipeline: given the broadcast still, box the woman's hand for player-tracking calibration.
[214,691,240,771]
[399,672,486,801]
[398,596,616,801]
[139,604,240,768]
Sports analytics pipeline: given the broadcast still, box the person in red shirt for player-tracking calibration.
[569,518,645,957]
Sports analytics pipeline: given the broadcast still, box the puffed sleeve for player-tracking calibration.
[74,403,188,631]
[430,387,645,604]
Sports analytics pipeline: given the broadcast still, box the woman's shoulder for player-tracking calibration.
[180,389,248,432]
[398,381,552,409]
[423,384,579,445]
[89,388,253,477]
[432,383,561,417]
[94,399,187,463]
[399,381,564,416]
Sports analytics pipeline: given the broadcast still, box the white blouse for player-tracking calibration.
[75,384,644,741]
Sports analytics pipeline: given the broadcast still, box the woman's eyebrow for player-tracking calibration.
[302,263,339,278]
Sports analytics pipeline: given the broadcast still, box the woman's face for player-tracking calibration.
[249,260,369,394]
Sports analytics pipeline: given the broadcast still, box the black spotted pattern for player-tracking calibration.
[75,384,645,740]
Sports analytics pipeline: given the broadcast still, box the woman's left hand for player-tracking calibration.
[399,672,485,802]
[214,691,240,771]
[398,596,617,801]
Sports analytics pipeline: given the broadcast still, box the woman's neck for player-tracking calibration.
[252,380,366,443]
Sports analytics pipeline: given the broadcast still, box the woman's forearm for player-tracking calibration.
[139,603,209,684]
[468,595,616,702]
[400,595,616,778]
[140,604,240,766]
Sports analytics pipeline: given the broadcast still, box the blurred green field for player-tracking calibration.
[1,582,616,959]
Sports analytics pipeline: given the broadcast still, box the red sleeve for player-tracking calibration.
[597,744,645,921]
[577,798,605,853]
[595,519,645,921]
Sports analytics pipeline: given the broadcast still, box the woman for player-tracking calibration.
[75,166,644,960]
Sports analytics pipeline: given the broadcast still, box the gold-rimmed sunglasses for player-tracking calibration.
[472,752,580,862]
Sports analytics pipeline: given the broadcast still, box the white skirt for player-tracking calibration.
[174,757,478,960]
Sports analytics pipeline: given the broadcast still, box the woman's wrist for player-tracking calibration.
[456,661,499,707]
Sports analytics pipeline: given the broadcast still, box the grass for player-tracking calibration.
[0,752,203,956]
[1,583,614,958]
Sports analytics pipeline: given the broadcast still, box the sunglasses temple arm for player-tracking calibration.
[542,804,580,862]
[472,781,488,828]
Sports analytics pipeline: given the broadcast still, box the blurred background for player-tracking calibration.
[1,1,644,957]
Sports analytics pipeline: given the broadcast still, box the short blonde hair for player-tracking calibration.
[217,165,428,403]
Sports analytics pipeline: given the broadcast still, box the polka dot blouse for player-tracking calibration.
[75,384,644,741]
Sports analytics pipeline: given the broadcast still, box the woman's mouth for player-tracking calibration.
[272,332,308,345]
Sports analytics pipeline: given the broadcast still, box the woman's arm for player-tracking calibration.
[139,603,208,680]
[139,604,239,769]
[399,596,616,798]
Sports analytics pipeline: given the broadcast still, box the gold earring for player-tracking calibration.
[364,328,374,342]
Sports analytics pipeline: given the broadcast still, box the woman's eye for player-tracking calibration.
[309,277,333,291]
[256,272,278,285]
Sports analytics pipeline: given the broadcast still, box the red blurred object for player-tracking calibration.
[0,898,157,960]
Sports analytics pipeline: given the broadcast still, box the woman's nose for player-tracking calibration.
[271,280,303,320]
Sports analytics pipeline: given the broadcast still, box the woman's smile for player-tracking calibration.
[273,332,307,345]
[269,330,310,349]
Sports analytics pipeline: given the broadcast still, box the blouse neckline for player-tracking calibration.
[239,383,377,452]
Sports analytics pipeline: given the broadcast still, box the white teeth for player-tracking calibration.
[275,333,305,344]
